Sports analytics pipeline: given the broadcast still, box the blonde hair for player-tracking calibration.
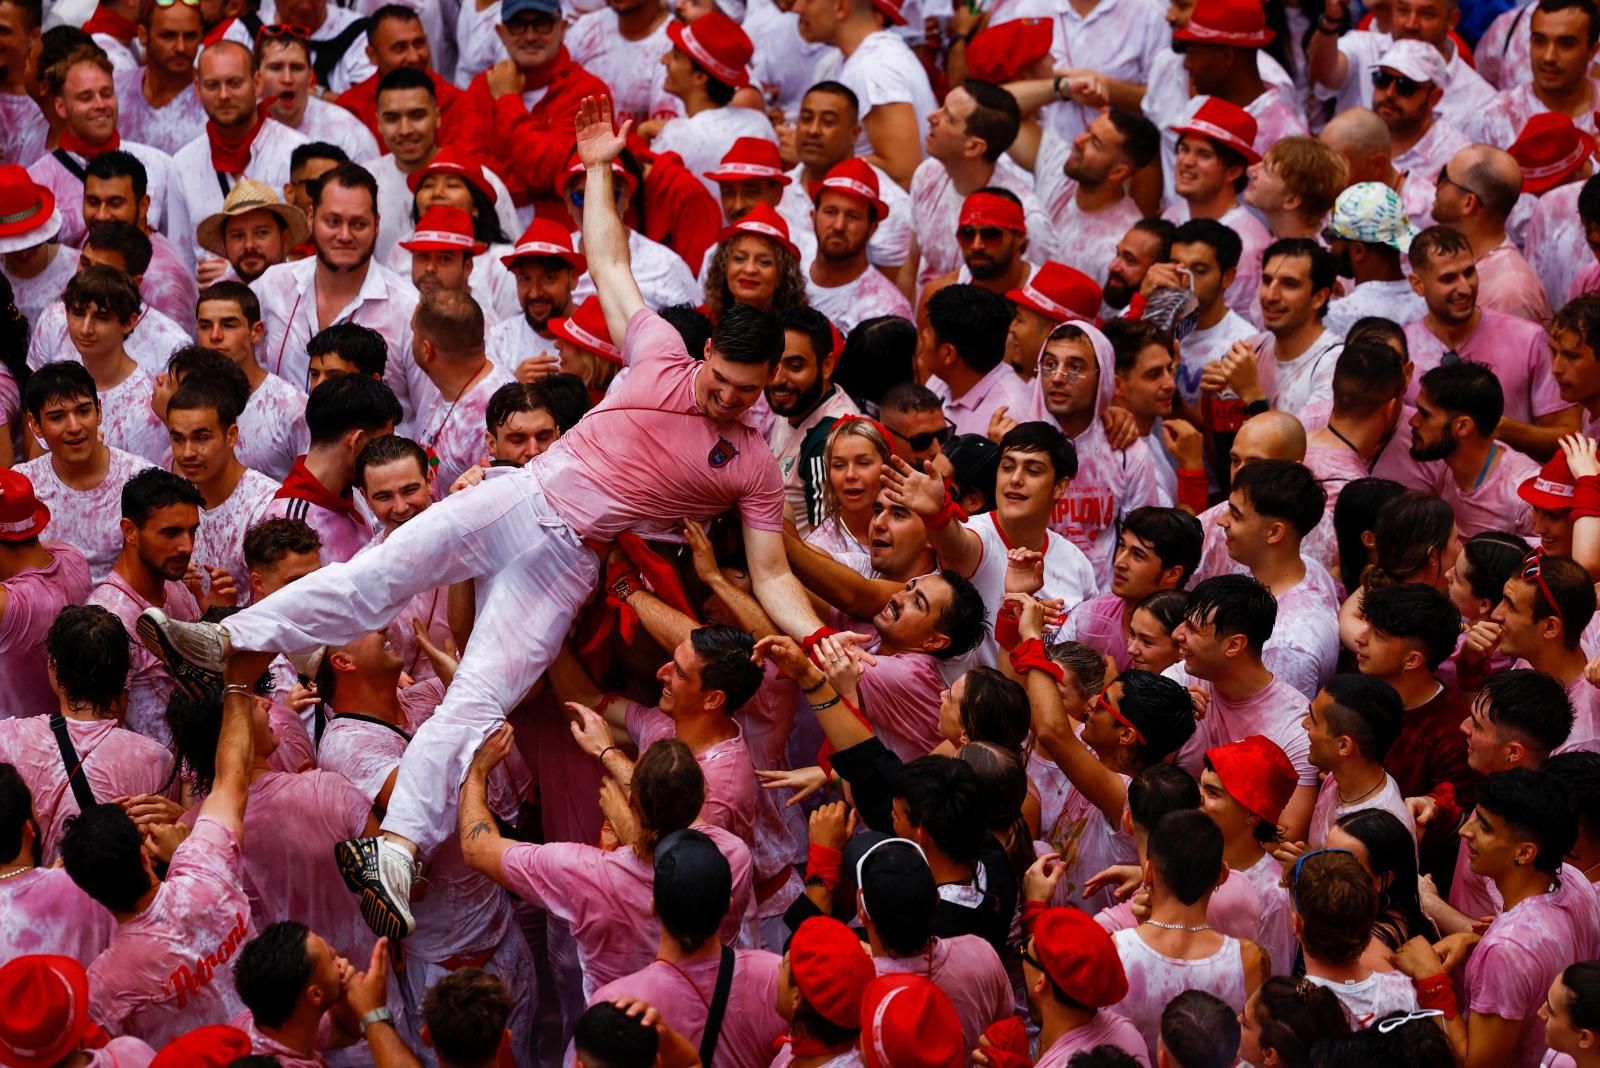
[820,418,889,524]
[1264,137,1350,218]
[560,345,617,396]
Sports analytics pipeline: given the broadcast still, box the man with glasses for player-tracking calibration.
[1370,40,1469,190]
[1403,225,1571,458]
[168,41,309,271]
[878,382,954,472]
[113,0,207,156]
[454,0,608,226]
[1433,143,1552,323]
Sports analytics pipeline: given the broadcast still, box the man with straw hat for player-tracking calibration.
[195,178,309,286]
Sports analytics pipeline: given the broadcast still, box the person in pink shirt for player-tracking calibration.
[1301,675,1415,849]
[0,765,118,968]
[587,829,786,1068]
[1432,145,1552,326]
[60,640,268,1050]
[920,284,1031,439]
[82,151,197,334]
[0,954,158,1068]
[1484,551,1599,751]
[1397,768,1592,1068]
[770,916,876,1068]
[411,290,514,500]
[0,606,174,863]
[459,728,757,1000]
[0,471,92,721]
[1017,900,1148,1067]
[1549,298,1600,440]
[87,469,215,744]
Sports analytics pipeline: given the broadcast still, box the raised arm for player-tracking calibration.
[744,523,832,641]
[576,96,647,346]
[201,650,272,836]
[1306,0,1352,90]
[458,725,519,884]
[880,456,983,576]
[783,526,901,619]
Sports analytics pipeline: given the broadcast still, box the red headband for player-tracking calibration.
[959,192,1026,234]
[832,414,893,444]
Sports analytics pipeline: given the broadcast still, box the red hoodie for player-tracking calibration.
[635,146,723,272]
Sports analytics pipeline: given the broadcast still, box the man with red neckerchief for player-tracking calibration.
[333,6,464,147]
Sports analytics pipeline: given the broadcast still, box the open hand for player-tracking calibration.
[575,95,633,165]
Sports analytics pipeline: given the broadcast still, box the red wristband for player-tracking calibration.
[1010,638,1064,682]
[806,843,843,890]
[1573,474,1600,520]
[802,627,840,656]
[995,601,1021,651]
[1415,972,1459,1019]
[923,496,966,531]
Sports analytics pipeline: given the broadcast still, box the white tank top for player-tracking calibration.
[1111,928,1249,1061]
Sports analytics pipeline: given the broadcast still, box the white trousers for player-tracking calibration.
[226,468,599,853]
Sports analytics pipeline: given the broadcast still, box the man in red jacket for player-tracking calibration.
[454,0,607,223]
[334,6,463,146]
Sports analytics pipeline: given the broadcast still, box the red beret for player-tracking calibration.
[149,1025,254,1068]
[965,19,1052,84]
[1031,906,1129,1008]
[789,916,875,1028]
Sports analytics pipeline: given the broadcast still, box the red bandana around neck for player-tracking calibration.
[201,15,235,46]
[60,126,121,160]
[82,4,139,41]
[521,46,569,90]
[207,110,266,174]
[274,457,357,515]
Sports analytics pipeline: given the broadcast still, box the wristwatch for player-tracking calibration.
[611,576,637,602]
[359,1007,395,1034]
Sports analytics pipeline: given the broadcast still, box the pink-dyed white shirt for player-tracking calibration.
[1032,773,1138,915]
[27,140,173,251]
[194,468,280,608]
[1172,667,1319,788]
[845,648,946,763]
[0,866,117,969]
[237,373,310,483]
[805,266,914,337]
[99,366,170,465]
[962,510,1099,669]
[1029,0,1166,146]
[1308,771,1416,849]
[14,448,152,583]
[417,361,514,500]
[166,119,308,271]
[874,935,1015,1057]
[1097,866,1262,944]
[1526,181,1588,315]
[1034,1010,1151,1068]
[88,571,201,745]
[1035,132,1146,283]
[1402,310,1565,424]
[1466,83,1600,156]
[0,713,174,862]
[1238,851,1296,976]
[9,243,80,328]
[1477,1,1537,89]
[0,90,47,168]
[536,309,786,542]
[0,542,92,720]
[909,154,1050,288]
[87,816,252,1049]
[1175,310,1258,407]
[1307,969,1419,1029]
[1477,239,1555,324]
[1324,279,1427,341]
[586,950,785,1068]
[1111,929,1250,1062]
[1392,119,1471,190]
[1058,592,1132,673]
[813,30,937,160]
[1254,329,1342,422]
[142,231,200,335]
[289,95,379,163]
[1264,562,1344,700]
[927,361,1033,439]
[27,301,191,379]
[564,8,680,124]
[628,702,758,846]
[111,68,207,156]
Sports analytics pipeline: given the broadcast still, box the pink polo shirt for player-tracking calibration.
[628,703,758,846]
[1402,311,1564,424]
[928,362,1034,439]
[853,649,949,764]
[87,816,252,1049]
[0,714,174,863]
[0,541,92,720]
[1034,1011,1151,1068]
[88,572,201,745]
[0,866,117,967]
[874,935,1014,1056]
[536,309,784,543]
[497,823,757,999]
[586,950,785,1068]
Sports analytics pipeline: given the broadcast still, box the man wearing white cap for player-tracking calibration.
[1466,0,1600,148]
[0,165,79,329]
[1432,143,1551,323]
[486,219,585,383]
[1372,39,1470,184]
[1323,181,1427,338]
[805,159,913,334]
[648,11,778,201]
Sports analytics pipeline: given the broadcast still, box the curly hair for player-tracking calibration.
[703,235,808,324]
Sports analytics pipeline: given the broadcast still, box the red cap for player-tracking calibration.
[149,1026,254,1068]
[667,11,753,88]
[1509,113,1597,196]
[965,19,1053,83]
[808,157,890,220]
[500,218,586,273]
[400,204,487,255]
[868,0,908,26]
[1173,0,1275,47]
[1171,96,1261,164]
[405,146,498,204]
[1030,907,1130,1007]
[1520,447,1578,512]
[562,151,639,195]
[0,956,91,1068]
[717,201,801,261]
[959,190,1027,234]
[704,137,791,185]
[1205,735,1296,825]
[549,296,621,365]
[860,975,964,1068]
[788,917,875,1028]
[0,469,49,543]
[1007,261,1102,324]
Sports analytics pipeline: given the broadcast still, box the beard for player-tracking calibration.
[766,373,824,416]
[1410,432,1457,462]
[1102,275,1135,309]
[316,245,375,274]
[966,254,1011,281]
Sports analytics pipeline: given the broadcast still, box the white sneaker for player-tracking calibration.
[135,609,228,698]
[335,836,417,940]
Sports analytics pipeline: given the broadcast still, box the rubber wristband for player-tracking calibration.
[809,695,842,713]
[1010,638,1065,682]
[807,843,843,889]
[598,745,620,764]
[801,677,829,694]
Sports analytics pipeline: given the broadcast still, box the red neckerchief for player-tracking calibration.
[202,15,235,46]
[207,109,266,174]
[522,45,571,90]
[575,531,698,677]
[274,457,357,514]
[60,126,120,159]
[82,4,138,41]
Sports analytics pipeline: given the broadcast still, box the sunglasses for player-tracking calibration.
[957,225,1008,243]
[260,22,311,39]
[1286,847,1352,906]
[505,11,561,34]
[1371,69,1427,95]
[1377,1009,1445,1034]
[883,420,955,453]
[1522,548,1565,626]
[1436,167,1481,200]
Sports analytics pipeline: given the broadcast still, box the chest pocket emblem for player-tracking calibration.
[708,437,738,469]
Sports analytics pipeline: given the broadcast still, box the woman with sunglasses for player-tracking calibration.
[702,205,808,325]
[803,418,891,578]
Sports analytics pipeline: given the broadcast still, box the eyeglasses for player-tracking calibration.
[155,0,200,6]
[260,23,311,39]
[1522,548,1564,626]
[1376,1009,1445,1034]
[504,11,561,34]
[1286,847,1352,905]
[1039,356,1092,382]
[883,419,955,453]
[1019,943,1045,973]
[1436,167,1480,200]
[1094,691,1147,745]
[1371,69,1427,95]
[957,225,1008,243]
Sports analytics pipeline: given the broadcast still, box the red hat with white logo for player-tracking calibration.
[0,469,49,543]
[1007,261,1102,324]
[400,204,487,255]
[717,201,801,261]
[549,296,621,365]
[500,218,586,273]
[859,975,964,1068]
[667,11,753,89]
[704,137,791,185]
[1521,447,1579,512]
[1173,0,1275,47]
[405,146,498,204]
[1171,96,1261,164]
[808,158,890,220]
[965,18,1053,83]
[1509,113,1597,196]
[0,956,92,1068]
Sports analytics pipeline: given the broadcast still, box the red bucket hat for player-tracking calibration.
[149,1025,254,1068]
[549,296,621,365]
[1030,906,1130,1008]
[788,916,875,1029]
[704,137,791,185]
[959,190,1027,234]
[500,218,586,273]
[667,11,753,88]
[1008,261,1102,323]
[0,470,50,543]
[1173,0,1275,47]
[808,158,890,220]
[406,147,498,204]
[1206,734,1296,825]
[860,975,964,1068]
[0,956,93,1068]
[965,18,1053,83]
[717,201,801,261]
[1509,113,1597,196]
[400,204,487,255]
[1172,95,1261,164]
[1520,447,1579,512]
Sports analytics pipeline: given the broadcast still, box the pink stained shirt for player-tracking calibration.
[237,373,310,483]
[27,301,192,381]
[804,266,914,338]
[1238,851,1296,977]
[9,242,79,333]
[1110,929,1250,1062]
[497,823,757,999]
[1437,445,1540,540]
[228,1010,331,1068]
[1307,772,1417,850]
[627,703,758,846]
[1306,970,1419,1029]
[927,362,1034,440]
[1033,775,1139,916]
[586,950,785,1068]
[1264,564,1344,700]
[98,366,171,466]
[1476,240,1555,324]
[88,571,201,745]
[0,714,173,864]
[1050,423,1171,588]
[142,232,200,335]
[908,154,1050,288]
[1171,667,1319,790]
[111,67,207,156]
[1526,182,1589,316]
[962,510,1099,669]
[1034,1010,1151,1068]
[87,816,252,1049]
[1096,866,1263,944]
[14,448,152,584]
[535,309,785,543]
[1059,592,1133,673]
[193,468,279,610]
[0,866,117,967]
[874,935,1015,1056]
[0,542,92,720]
[418,360,514,501]
[1402,311,1565,424]
[1302,445,1372,575]
[1553,672,1600,754]
[848,649,948,764]
[1035,133,1146,284]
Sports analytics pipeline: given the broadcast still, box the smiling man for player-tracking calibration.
[764,306,858,537]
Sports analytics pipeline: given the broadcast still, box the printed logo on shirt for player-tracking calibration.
[708,437,739,469]
[1052,493,1116,535]
[164,911,249,1009]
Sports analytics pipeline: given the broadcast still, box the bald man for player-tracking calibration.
[1430,144,1549,322]
[167,41,311,270]
[1320,108,1438,229]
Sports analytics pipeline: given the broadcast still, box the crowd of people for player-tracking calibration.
[5,0,1600,1063]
